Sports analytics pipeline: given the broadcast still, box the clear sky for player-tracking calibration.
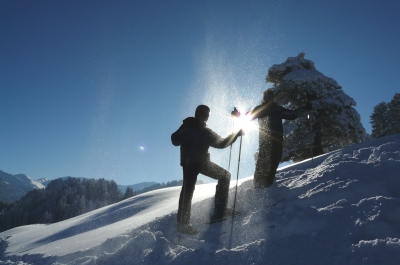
[1,0,399,185]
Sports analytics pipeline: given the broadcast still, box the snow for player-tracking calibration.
[269,52,315,74]
[283,68,341,91]
[0,182,224,258]
[1,134,400,265]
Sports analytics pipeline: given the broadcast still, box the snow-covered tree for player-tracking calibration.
[370,93,400,138]
[370,102,390,138]
[388,93,400,135]
[266,53,367,162]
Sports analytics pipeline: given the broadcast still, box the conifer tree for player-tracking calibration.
[370,93,400,138]
[388,93,400,135]
[370,102,390,138]
[123,187,135,199]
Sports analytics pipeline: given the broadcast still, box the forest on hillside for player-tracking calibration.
[0,177,201,233]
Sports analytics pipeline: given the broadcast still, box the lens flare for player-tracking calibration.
[233,108,257,134]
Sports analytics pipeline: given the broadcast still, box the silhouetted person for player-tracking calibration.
[172,105,243,234]
[233,89,311,189]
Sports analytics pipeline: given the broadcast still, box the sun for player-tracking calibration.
[232,108,257,133]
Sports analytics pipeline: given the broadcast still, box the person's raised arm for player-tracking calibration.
[246,104,277,121]
[280,102,313,120]
[210,129,244,149]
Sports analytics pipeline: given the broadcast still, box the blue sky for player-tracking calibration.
[1,0,399,185]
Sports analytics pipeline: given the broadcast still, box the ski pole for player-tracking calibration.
[229,107,242,213]
[232,135,242,213]
[229,134,243,249]
[227,121,234,172]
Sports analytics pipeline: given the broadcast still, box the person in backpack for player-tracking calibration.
[171,104,243,234]
[232,89,312,189]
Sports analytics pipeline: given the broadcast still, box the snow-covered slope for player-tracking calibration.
[1,134,399,265]
[0,171,46,202]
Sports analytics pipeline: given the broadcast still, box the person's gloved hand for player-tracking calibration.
[236,129,245,137]
[304,102,312,111]
[231,107,241,118]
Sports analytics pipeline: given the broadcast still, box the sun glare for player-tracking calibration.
[232,108,256,134]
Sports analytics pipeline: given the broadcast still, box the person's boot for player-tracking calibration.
[210,206,241,222]
[178,223,198,234]
[222,207,240,216]
[177,205,197,234]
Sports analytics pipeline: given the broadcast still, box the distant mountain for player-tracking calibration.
[0,170,46,203]
[0,169,161,202]
[0,179,21,203]
[118,182,158,193]
[36,178,52,186]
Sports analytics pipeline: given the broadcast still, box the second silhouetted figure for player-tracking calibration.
[233,89,311,189]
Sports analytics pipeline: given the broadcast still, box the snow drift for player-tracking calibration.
[1,134,399,265]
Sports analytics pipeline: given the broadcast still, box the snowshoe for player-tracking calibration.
[209,207,241,224]
[177,223,198,235]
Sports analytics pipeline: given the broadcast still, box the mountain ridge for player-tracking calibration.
[0,170,164,203]
[0,170,45,202]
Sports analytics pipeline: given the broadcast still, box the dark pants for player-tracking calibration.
[177,161,231,225]
[254,139,282,189]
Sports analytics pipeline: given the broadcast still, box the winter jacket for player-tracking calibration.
[171,117,238,165]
